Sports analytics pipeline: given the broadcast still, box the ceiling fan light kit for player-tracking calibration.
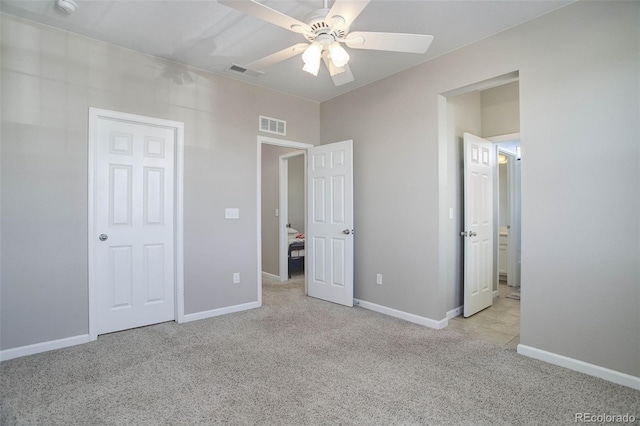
[302,42,322,76]
[328,42,349,68]
[218,0,434,87]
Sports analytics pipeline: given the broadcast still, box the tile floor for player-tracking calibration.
[447,283,521,350]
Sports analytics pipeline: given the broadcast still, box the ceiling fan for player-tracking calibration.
[218,0,434,86]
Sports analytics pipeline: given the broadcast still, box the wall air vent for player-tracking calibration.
[226,64,264,78]
[259,115,286,136]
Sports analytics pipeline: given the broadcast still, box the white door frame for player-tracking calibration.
[88,108,185,341]
[257,136,313,306]
[279,151,306,282]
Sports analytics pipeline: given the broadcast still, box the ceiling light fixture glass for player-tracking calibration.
[323,51,345,77]
[328,42,349,68]
[302,42,322,76]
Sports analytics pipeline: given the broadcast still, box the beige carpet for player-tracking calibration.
[1,274,637,425]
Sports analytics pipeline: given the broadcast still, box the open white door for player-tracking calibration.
[463,133,494,317]
[307,140,354,307]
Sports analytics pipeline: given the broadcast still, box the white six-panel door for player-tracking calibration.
[94,116,176,335]
[307,140,354,307]
[463,133,494,317]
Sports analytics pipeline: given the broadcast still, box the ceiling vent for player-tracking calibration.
[259,116,286,136]
[226,64,264,78]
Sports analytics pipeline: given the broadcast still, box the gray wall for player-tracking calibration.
[287,155,305,233]
[321,2,639,377]
[0,14,319,350]
[481,81,520,138]
[260,145,302,276]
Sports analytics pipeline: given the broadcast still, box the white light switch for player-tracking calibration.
[225,208,240,219]
[449,208,454,219]
[275,208,279,217]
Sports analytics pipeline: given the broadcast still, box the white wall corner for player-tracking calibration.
[447,306,463,320]
[354,299,448,329]
[182,301,260,323]
[0,334,91,362]
[517,344,640,391]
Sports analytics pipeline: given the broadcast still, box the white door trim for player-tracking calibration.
[279,151,306,282]
[257,136,313,306]
[88,108,185,341]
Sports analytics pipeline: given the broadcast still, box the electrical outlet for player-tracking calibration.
[376,274,383,285]
[233,272,240,284]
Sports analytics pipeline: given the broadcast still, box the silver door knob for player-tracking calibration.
[343,229,351,235]
[99,234,108,241]
[469,231,477,237]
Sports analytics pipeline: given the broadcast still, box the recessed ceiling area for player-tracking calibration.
[0,0,573,102]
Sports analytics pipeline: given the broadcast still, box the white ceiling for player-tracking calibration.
[0,0,573,102]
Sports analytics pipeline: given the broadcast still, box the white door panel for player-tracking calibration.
[307,140,353,307]
[96,118,175,334]
[463,133,494,317]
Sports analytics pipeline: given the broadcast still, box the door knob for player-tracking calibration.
[469,231,477,237]
[342,229,351,235]
[99,234,108,241]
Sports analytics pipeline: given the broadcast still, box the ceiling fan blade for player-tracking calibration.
[327,0,370,30]
[322,53,354,86]
[331,65,354,86]
[331,64,354,86]
[247,43,308,70]
[345,31,434,54]
[218,0,311,34]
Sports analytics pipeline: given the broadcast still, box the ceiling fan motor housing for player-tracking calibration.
[303,8,347,44]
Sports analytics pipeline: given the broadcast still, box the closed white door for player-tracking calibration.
[307,140,354,307]
[463,133,494,317]
[95,117,176,335]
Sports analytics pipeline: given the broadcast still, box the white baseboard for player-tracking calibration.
[1,302,262,361]
[261,272,279,279]
[0,334,90,362]
[183,301,260,323]
[354,299,448,329]
[447,305,463,319]
[517,344,640,390]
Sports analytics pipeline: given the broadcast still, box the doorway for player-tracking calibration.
[257,136,313,306]
[278,151,306,282]
[439,72,522,347]
[256,136,355,308]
